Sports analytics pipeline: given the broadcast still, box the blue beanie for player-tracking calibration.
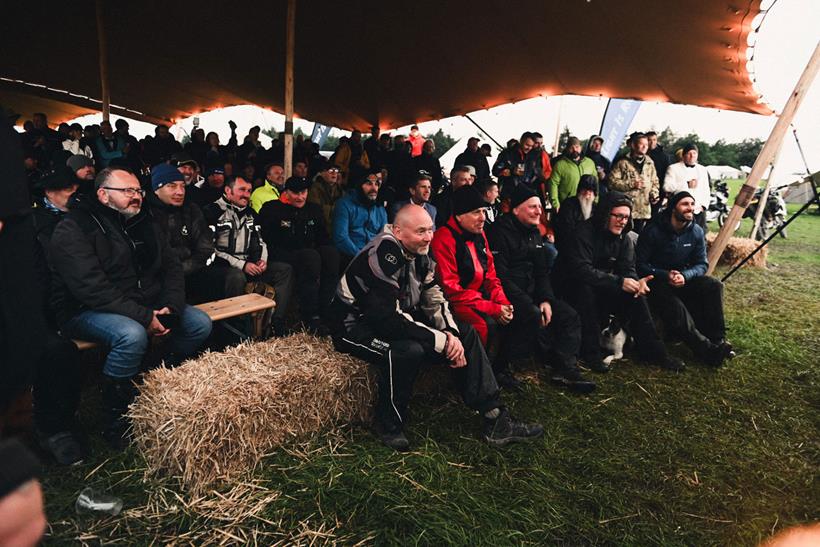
[151,163,185,191]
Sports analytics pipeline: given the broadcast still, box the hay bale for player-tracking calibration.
[129,333,375,493]
[705,232,768,269]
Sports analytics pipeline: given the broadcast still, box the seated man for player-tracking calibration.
[552,174,598,249]
[250,162,285,213]
[189,165,226,208]
[307,161,343,226]
[66,154,96,195]
[146,164,227,304]
[552,192,685,372]
[389,171,437,224]
[431,165,473,228]
[258,176,340,333]
[636,191,733,365]
[486,186,595,392]
[331,170,387,263]
[203,175,294,336]
[49,167,213,446]
[330,205,543,451]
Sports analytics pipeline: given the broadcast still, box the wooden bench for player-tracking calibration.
[71,293,276,351]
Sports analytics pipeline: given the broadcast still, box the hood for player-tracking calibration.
[591,191,634,234]
[352,187,379,208]
[585,134,603,156]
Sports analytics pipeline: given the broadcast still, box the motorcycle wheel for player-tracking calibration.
[718,212,728,227]
[757,222,771,241]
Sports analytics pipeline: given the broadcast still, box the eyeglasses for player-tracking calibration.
[102,187,145,197]
[610,213,630,222]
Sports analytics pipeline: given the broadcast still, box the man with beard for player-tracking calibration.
[203,176,294,336]
[49,167,213,446]
[250,163,285,213]
[62,123,94,158]
[487,185,596,390]
[333,130,370,185]
[330,204,543,451]
[307,161,343,226]
[432,165,473,228]
[66,154,96,195]
[384,134,415,203]
[171,152,202,189]
[390,172,437,224]
[258,176,339,333]
[93,120,126,169]
[454,137,488,182]
[553,192,684,372]
[608,133,660,233]
[331,170,387,263]
[636,191,733,366]
[189,165,226,208]
[646,131,670,185]
[663,144,710,229]
[553,175,598,249]
[492,132,539,197]
[584,135,611,194]
[548,137,598,212]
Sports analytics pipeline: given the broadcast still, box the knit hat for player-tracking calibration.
[452,186,488,216]
[36,167,76,192]
[283,176,310,193]
[205,165,225,178]
[151,163,185,191]
[171,152,198,169]
[668,190,694,211]
[509,184,538,209]
[577,174,598,195]
[66,154,93,173]
[682,143,698,154]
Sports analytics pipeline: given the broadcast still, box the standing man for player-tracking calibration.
[608,132,660,233]
[407,125,424,157]
[663,144,710,229]
[330,205,543,451]
[413,140,444,192]
[203,176,294,336]
[636,191,733,365]
[454,137,489,182]
[432,165,473,228]
[258,177,340,333]
[389,172,437,224]
[584,135,611,194]
[487,186,596,391]
[646,131,671,186]
[50,167,213,446]
[548,137,598,212]
[93,120,126,169]
[331,170,387,264]
[493,132,538,196]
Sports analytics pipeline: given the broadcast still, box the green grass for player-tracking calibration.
[41,203,820,545]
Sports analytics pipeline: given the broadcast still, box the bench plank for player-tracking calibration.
[72,293,275,351]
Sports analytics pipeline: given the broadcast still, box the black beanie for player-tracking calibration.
[668,190,694,211]
[509,184,538,209]
[577,174,598,195]
[452,186,488,216]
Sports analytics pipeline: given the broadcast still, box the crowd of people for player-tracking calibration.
[2,110,736,467]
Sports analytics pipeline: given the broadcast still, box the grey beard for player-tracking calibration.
[579,197,594,220]
[105,201,140,219]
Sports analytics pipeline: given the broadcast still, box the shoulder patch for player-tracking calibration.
[374,239,406,277]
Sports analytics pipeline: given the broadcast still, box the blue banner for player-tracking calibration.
[310,123,332,146]
[598,99,642,162]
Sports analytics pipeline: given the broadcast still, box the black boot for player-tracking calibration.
[101,376,137,449]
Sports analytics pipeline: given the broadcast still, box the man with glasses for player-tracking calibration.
[553,192,685,372]
[331,169,387,264]
[389,172,437,224]
[307,160,343,226]
[49,167,213,447]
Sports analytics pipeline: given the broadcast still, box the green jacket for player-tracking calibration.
[549,156,598,210]
[250,180,281,213]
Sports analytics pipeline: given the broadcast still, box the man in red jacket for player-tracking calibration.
[431,187,514,379]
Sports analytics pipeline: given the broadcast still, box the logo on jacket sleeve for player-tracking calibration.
[281,220,292,228]
[181,225,189,236]
[384,253,397,264]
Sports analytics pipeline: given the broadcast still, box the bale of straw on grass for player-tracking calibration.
[706,232,768,269]
[129,333,375,493]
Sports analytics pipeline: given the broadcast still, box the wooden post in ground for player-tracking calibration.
[95,0,110,122]
[749,152,784,239]
[707,39,820,275]
[283,0,296,178]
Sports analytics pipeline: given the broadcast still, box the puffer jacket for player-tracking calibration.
[147,193,214,276]
[636,201,707,282]
[331,189,387,257]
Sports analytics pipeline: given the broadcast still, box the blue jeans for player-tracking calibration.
[63,306,212,378]
[544,241,558,274]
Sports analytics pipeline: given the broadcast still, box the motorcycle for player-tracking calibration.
[743,186,788,240]
[706,180,730,227]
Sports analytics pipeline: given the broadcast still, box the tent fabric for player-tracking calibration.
[1,1,770,130]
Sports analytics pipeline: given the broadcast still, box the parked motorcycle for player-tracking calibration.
[706,180,730,227]
[743,186,788,240]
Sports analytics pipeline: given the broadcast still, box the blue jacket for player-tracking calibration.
[636,214,707,282]
[332,190,387,257]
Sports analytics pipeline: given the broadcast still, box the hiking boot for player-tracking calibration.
[495,370,524,392]
[101,376,137,449]
[482,408,543,447]
[271,319,289,338]
[550,367,596,393]
[39,430,84,466]
[378,429,410,452]
[701,342,733,367]
[657,355,686,372]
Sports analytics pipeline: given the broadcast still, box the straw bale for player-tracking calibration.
[129,333,375,493]
[706,232,768,269]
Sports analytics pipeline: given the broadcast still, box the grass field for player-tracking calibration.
[41,193,819,545]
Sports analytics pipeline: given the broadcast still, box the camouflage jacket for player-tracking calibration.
[608,155,659,219]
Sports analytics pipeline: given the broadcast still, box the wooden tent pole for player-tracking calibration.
[283,0,296,178]
[95,0,110,122]
[707,39,820,275]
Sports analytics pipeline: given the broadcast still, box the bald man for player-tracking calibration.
[329,205,543,451]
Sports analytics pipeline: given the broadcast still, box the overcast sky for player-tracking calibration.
[75,0,819,185]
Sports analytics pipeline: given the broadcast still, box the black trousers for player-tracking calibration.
[333,321,501,433]
[496,299,581,372]
[272,246,340,320]
[33,333,82,434]
[648,276,726,353]
[562,283,667,363]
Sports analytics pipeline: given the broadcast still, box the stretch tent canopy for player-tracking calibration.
[1,0,771,129]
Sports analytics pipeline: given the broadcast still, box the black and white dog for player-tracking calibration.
[600,315,627,365]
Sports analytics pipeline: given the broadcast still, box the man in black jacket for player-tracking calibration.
[552,174,598,252]
[147,164,224,304]
[49,167,213,446]
[258,176,339,332]
[553,192,684,372]
[486,185,596,391]
[330,205,543,451]
[454,137,491,183]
